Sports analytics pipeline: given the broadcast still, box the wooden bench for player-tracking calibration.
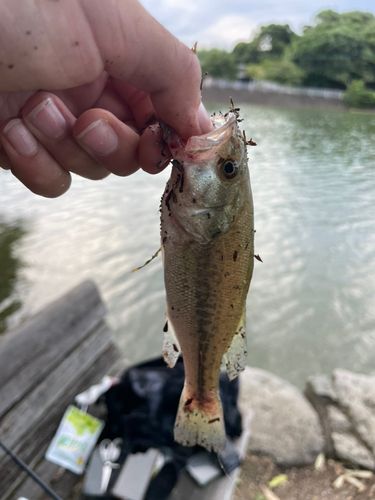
[0,280,122,500]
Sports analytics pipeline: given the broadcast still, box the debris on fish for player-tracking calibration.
[131,247,161,272]
[160,108,255,452]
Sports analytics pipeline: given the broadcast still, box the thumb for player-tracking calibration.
[81,0,211,138]
[0,0,210,138]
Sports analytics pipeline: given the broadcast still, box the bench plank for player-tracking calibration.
[0,280,106,419]
[2,345,119,500]
[0,324,119,493]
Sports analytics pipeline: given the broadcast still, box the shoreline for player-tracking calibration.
[202,86,347,112]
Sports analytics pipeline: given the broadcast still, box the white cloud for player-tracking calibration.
[193,15,256,49]
[161,0,199,13]
[140,0,375,50]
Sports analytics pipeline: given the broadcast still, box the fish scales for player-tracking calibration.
[165,206,253,388]
[160,110,254,452]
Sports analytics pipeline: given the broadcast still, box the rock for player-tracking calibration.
[306,374,338,402]
[327,405,351,434]
[331,431,375,470]
[305,369,375,470]
[327,406,375,469]
[239,367,324,467]
[333,369,375,457]
[305,375,337,456]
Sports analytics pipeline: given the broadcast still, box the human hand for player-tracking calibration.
[0,0,212,197]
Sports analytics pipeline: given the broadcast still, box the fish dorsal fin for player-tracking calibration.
[162,307,181,368]
[224,307,247,381]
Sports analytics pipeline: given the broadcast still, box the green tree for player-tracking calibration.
[232,41,259,65]
[245,64,265,80]
[291,10,375,88]
[198,49,238,80]
[257,24,295,59]
[232,24,295,64]
[246,60,305,86]
[263,60,305,86]
[343,80,375,108]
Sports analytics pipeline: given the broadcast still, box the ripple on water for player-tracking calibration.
[1,105,375,386]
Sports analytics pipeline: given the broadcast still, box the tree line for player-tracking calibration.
[198,10,375,108]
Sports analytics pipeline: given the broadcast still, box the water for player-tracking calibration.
[1,104,375,387]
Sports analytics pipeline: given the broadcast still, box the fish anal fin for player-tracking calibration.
[224,307,247,381]
[162,311,180,368]
[174,385,226,452]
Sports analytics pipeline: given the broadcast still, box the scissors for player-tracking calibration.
[99,438,122,493]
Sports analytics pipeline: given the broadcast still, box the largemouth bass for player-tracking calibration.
[160,109,254,452]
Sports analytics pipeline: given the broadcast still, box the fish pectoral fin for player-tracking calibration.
[162,313,181,368]
[224,307,247,381]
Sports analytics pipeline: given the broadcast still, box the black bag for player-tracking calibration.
[102,356,242,499]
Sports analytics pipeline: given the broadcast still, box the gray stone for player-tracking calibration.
[305,375,337,456]
[305,370,375,470]
[306,374,338,402]
[331,432,375,470]
[327,405,352,434]
[239,367,324,467]
[333,369,375,456]
[327,406,375,470]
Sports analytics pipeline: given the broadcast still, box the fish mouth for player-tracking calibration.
[161,112,239,164]
[185,112,238,154]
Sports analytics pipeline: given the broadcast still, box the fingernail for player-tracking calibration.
[77,119,118,156]
[3,119,38,156]
[27,98,66,139]
[197,102,213,134]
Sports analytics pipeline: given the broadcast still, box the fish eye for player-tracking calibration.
[220,160,239,180]
[224,162,235,175]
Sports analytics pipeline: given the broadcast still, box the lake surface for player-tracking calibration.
[1,104,375,387]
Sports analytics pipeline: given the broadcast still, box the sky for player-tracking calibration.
[140,0,375,50]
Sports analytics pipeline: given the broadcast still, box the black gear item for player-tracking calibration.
[101,356,242,499]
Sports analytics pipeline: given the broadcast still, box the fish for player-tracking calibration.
[160,109,254,452]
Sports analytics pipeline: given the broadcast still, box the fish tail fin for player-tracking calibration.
[174,385,226,452]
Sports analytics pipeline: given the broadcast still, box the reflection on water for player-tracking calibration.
[0,105,375,387]
[0,220,25,333]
